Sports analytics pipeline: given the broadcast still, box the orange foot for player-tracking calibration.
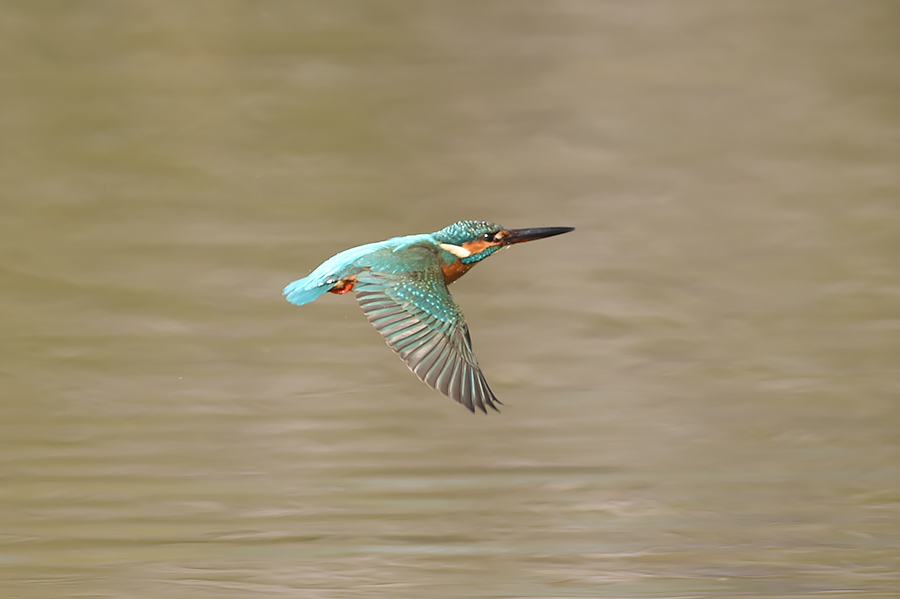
[328,278,356,295]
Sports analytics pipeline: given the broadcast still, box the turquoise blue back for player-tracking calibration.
[282,234,438,306]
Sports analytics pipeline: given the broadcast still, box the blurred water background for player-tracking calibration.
[1,2,899,598]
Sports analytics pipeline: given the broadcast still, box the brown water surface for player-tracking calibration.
[1,2,899,598]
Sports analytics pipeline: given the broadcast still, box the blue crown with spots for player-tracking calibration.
[434,220,503,244]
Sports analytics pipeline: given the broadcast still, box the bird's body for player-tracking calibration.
[283,220,573,412]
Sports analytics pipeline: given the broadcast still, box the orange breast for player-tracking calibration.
[441,259,472,284]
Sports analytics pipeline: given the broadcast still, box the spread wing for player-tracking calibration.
[353,249,500,413]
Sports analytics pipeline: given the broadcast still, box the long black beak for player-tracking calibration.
[502,226,575,245]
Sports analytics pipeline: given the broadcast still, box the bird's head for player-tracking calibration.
[434,220,574,264]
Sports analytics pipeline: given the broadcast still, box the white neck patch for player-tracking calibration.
[438,243,472,258]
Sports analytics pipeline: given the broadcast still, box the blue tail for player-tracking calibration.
[283,240,385,306]
[283,276,332,306]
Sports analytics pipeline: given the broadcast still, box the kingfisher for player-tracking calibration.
[283,220,574,413]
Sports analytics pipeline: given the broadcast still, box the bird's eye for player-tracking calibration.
[483,232,497,242]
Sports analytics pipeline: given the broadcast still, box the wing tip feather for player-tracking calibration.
[355,272,504,415]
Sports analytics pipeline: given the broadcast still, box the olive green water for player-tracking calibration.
[2,2,899,598]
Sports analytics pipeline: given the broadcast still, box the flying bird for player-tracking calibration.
[283,220,574,413]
